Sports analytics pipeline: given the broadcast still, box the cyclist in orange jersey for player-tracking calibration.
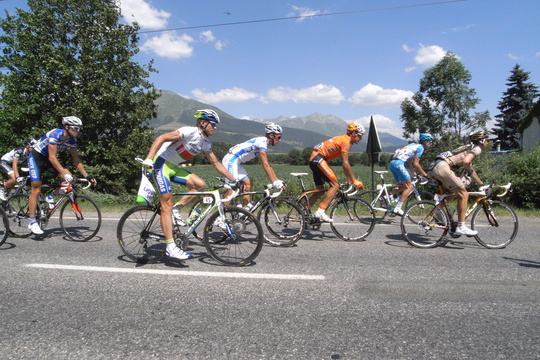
[308,122,365,222]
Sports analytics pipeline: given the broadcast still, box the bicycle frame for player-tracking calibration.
[36,179,91,227]
[368,171,425,211]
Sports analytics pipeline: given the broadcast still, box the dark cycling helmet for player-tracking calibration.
[62,116,83,126]
[194,109,220,123]
[26,138,37,147]
[265,123,283,135]
[419,133,434,142]
[469,129,489,142]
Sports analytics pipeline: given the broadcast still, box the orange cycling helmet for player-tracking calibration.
[347,122,365,135]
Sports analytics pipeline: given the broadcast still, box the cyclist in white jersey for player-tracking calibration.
[0,138,36,201]
[388,133,433,216]
[222,123,285,208]
[141,109,237,261]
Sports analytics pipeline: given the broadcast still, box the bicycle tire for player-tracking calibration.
[329,196,375,241]
[358,190,389,223]
[203,206,264,266]
[0,206,8,246]
[261,197,305,246]
[401,200,448,248]
[4,194,32,237]
[471,200,518,249]
[59,195,102,241]
[117,205,165,264]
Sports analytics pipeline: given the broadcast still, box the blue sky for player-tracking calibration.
[2,0,539,138]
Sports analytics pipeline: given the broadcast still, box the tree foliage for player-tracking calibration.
[491,64,539,150]
[0,0,159,194]
[400,53,488,148]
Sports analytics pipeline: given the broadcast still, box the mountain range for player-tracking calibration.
[150,90,407,153]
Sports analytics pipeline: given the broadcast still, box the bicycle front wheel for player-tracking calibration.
[0,207,8,246]
[4,194,32,237]
[358,190,389,223]
[262,197,305,246]
[59,195,102,241]
[117,205,165,264]
[329,197,375,241]
[401,200,448,248]
[471,200,518,249]
[203,206,264,266]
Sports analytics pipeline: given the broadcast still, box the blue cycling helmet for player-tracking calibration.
[419,133,433,142]
[194,109,220,123]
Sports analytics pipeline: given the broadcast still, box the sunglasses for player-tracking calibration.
[70,126,82,131]
[208,122,217,128]
[273,134,282,140]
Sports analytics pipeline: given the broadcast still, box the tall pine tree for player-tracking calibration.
[492,64,539,150]
[0,0,159,194]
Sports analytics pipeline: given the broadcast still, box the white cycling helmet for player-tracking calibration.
[194,109,220,123]
[265,123,283,135]
[62,116,83,127]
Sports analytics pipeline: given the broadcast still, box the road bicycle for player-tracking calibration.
[0,205,8,246]
[358,171,433,223]
[4,177,102,241]
[117,159,264,266]
[284,173,375,241]
[400,183,518,249]
[188,179,305,247]
[1,168,31,207]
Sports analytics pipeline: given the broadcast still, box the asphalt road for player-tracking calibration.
[1,213,539,359]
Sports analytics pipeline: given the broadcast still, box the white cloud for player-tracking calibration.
[349,83,413,108]
[140,32,194,59]
[450,24,475,33]
[414,44,448,67]
[536,52,540,57]
[191,87,259,103]
[351,114,403,139]
[402,44,414,53]
[200,30,226,51]
[263,84,345,104]
[507,53,522,60]
[289,6,323,22]
[405,66,416,73]
[117,0,171,30]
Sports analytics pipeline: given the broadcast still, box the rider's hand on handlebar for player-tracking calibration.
[63,173,74,183]
[16,177,26,184]
[142,158,154,168]
[352,180,364,189]
[418,175,429,185]
[86,174,97,186]
[272,179,286,189]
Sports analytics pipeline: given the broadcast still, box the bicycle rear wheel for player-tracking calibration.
[401,200,448,248]
[59,195,102,241]
[262,197,305,246]
[329,197,375,241]
[0,207,8,246]
[357,190,389,223]
[4,194,32,237]
[203,206,264,266]
[117,205,165,264]
[471,200,518,249]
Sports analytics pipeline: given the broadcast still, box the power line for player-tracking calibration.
[138,0,467,34]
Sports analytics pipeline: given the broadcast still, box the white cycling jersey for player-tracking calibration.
[224,137,268,165]
[393,143,425,163]
[156,126,211,164]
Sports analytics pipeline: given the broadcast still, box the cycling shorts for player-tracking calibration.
[309,153,337,186]
[429,161,465,192]
[222,153,249,183]
[389,159,411,182]
[28,150,58,182]
[0,161,14,176]
[153,156,193,195]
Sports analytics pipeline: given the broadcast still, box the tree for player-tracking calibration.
[400,52,488,148]
[0,0,159,194]
[492,64,539,150]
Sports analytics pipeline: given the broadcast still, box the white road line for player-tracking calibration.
[26,264,325,280]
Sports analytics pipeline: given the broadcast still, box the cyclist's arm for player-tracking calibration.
[69,148,95,185]
[11,157,20,179]
[411,156,428,177]
[462,152,483,186]
[145,130,182,161]
[340,152,357,183]
[204,150,237,182]
[258,150,278,183]
[48,143,69,178]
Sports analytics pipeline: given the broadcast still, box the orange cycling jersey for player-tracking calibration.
[310,135,352,161]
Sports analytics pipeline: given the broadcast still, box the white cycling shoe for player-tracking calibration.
[314,209,333,223]
[455,225,477,236]
[28,222,44,235]
[166,246,193,260]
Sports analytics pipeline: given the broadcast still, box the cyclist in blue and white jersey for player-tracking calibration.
[141,109,238,261]
[0,138,37,201]
[388,133,433,216]
[222,123,285,208]
[27,116,97,235]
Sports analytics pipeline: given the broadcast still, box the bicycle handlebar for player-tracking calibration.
[479,183,512,198]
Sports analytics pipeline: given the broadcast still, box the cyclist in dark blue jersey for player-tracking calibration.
[27,116,97,235]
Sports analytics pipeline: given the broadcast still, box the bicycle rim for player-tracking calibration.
[59,195,102,241]
[401,200,448,248]
[262,197,305,246]
[117,206,165,264]
[358,190,388,223]
[329,197,375,241]
[4,194,32,237]
[203,206,264,266]
[472,200,518,249]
